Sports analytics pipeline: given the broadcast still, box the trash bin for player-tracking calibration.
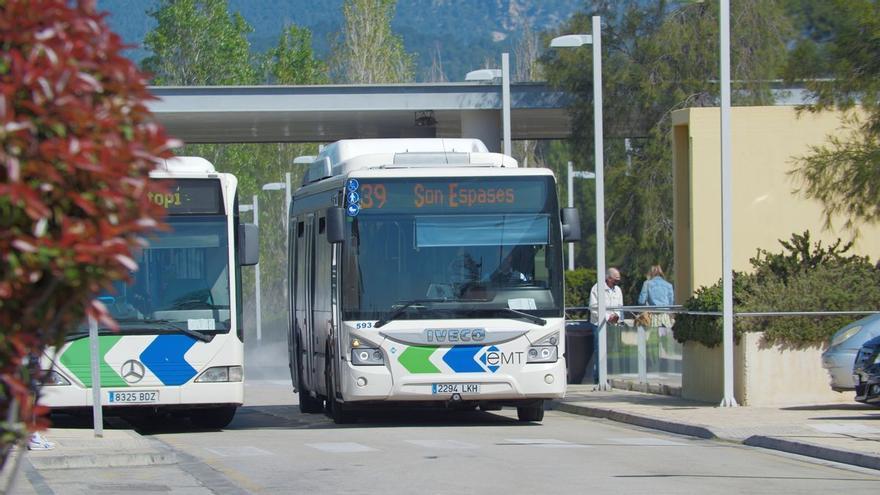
[565,320,596,384]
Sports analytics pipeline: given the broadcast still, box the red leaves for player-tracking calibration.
[1,0,176,453]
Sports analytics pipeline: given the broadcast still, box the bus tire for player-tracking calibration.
[325,361,357,424]
[190,406,237,429]
[516,401,545,422]
[298,372,324,414]
[297,341,324,414]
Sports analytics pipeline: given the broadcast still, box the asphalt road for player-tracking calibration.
[123,380,880,494]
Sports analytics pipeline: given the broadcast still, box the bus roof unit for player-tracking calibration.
[157,156,217,174]
[299,138,517,186]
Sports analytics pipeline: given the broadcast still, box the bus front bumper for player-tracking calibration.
[340,360,566,403]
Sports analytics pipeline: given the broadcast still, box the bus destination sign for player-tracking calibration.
[348,178,550,214]
[149,179,223,215]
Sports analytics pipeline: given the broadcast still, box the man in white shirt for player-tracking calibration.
[589,267,624,326]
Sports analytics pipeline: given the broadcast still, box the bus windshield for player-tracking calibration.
[71,215,232,336]
[342,176,563,321]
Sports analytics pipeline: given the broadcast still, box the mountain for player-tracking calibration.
[95,0,580,82]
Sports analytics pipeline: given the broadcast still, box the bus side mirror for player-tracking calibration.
[326,207,345,244]
[561,208,581,242]
[240,223,259,266]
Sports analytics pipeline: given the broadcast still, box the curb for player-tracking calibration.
[552,401,715,439]
[553,400,880,471]
[27,451,178,470]
[743,436,880,471]
[26,436,178,470]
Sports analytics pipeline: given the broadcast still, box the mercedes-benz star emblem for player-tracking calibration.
[121,360,145,384]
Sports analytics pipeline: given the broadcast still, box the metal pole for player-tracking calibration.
[501,53,512,157]
[254,194,262,342]
[637,324,647,385]
[88,315,103,437]
[567,161,575,271]
[284,172,291,301]
[592,15,609,391]
[719,0,738,407]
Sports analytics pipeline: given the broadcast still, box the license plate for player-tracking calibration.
[108,390,159,404]
[854,374,862,386]
[432,383,480,395]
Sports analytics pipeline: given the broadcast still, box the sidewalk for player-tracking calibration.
[554,385,880,471]
[1,428,189,495]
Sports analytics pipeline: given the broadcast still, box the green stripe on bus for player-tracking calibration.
[398,346,440,373]
[59,336,129,387]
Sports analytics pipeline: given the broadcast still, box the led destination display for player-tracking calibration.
[148,179,223,215]
[350,178,551,213]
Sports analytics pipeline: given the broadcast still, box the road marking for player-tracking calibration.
[504,438,589,448]
[204,446,273,457]
[609,437,686,446]
[405,439,479,449]
[306,442,377,453]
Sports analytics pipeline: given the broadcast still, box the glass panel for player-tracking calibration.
[342,177,563,321]
[72,216,232,336]
[415,214,550,247]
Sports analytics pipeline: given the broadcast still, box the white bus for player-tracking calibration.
[40,157,259,429]
[288,139,581,423]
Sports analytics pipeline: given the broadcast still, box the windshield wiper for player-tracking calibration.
[116,318,213,342]
[374,298,448,328]
[488,307,547,326]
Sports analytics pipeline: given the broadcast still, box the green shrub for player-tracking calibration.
[740,262,880,347]
[671,272,753,347]
[674,231,880,348]
[564,267,596,318]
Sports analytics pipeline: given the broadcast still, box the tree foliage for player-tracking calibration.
[0,0,174,466]
[262,25,329,85]
[142,0,257,85]
[785,0,880,232]
[543,1,791,302]
[330,0,415,84]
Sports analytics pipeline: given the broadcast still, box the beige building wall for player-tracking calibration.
[672,106,880,300]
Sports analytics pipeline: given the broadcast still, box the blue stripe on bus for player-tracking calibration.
[442,345,484,373]
[140,334,198,385]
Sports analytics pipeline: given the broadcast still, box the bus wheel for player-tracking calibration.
[298,366,324,414]
[190,406,237,429]
[516,401,545,422]
[325,362,357,424]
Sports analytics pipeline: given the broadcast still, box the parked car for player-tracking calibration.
[854,335,880,405]
[822,314,880,391]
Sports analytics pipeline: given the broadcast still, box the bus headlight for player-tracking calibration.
[42,370,71,386]
[527,346,558,363]
[195,366,243,383]
[351,348,384,366]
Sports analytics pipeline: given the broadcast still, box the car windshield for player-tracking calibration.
[341,176,563,321]
[70,215,232,336]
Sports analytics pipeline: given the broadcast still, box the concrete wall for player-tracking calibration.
[682,333,854,406]
[671,106,880,301]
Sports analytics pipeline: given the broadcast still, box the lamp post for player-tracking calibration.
[552,15,608,390]
[566,161,595,271]
[464,52,511,156]
[261,175,292,343]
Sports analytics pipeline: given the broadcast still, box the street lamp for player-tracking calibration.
[551,16,609,390]
[259,174,292,344]
[566,161,595,271]
[463,53,511,156]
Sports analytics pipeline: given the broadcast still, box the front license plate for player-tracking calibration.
[432,383,480,395]
[108,390,159,404]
